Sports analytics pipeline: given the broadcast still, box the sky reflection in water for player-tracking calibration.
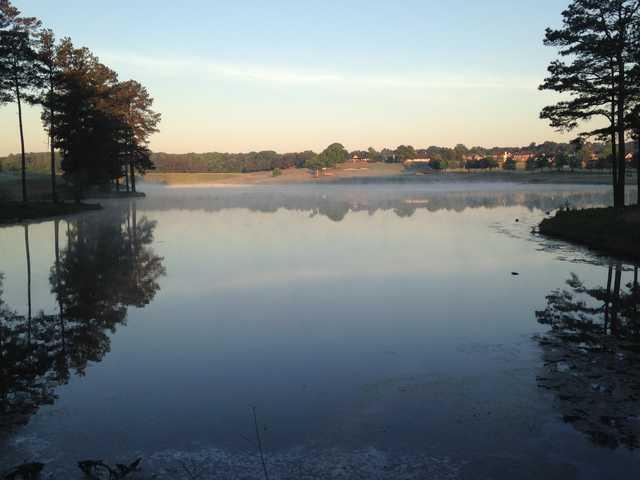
[1,182,639,479]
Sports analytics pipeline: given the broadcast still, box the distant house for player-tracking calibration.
[350,152,369,163]
[511,152,535,169]
[584,154,601,169]
[494,151,510,165]
[404,156,432,167]
[512,152,534,162]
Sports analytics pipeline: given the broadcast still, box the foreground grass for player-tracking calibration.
[539,206,640,260]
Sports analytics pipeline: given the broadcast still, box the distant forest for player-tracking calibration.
[0,141,621,175]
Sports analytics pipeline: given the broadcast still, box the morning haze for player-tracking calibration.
[1,1,640,479]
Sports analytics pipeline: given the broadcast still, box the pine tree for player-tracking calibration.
[111,80,161,193]
[540,0,640,208]
[32,29,60,202]
[0,0,41,203]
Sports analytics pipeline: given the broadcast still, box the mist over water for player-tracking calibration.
[1,182,639,479]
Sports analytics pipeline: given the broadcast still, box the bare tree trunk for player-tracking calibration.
[611,263,623,337]
[49,74,57,203]
[16,79,27,203]
[54,219,67,361]
[125,166,130,192]
[637,136,640,205]
[24,224,32,345]
[634,267,639,336]
[616,57,626,208]
[130,160,136,193]
[132,201,138,257]
[610,95,619,207]
[50,137,57,202]
[604,264,613,335]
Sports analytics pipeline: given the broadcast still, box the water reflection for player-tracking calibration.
[0,203,165,435]
[142,184,619,222]
[536,263,640,449]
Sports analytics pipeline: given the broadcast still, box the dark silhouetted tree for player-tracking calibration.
[540,0,640,208]
[0,0,41,202]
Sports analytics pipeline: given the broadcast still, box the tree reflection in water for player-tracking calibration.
[0,203,165,435]
[536,263,640,449]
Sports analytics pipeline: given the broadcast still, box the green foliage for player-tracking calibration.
[40,39,161,195]
[0,2,41,106]
[429,159,445,170]
[272,167,281,177]
[486,157,498,170]
[535,156,551,171]
[503,158,517,171]
[465,157,497,170]
[0,2,161,199]
[539,0,640,207]
[152,150,316,173]
[304,153,324,171]
[320,143,349,166]
[0,151,61,172]
[367,147,382,162]
[555,153,569,170]
[394,145,416,162]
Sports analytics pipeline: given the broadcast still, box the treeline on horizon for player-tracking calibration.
[0,0,160,203]
[148,141,615,173]
[1,140,617,175]
[151,142,611,173]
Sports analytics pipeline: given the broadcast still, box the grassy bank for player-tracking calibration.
[539,206,640,260]
[0,201,102,226]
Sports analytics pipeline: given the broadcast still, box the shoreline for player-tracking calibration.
[0,201,102,226]
[143,167,638,187]
[539,206,640,261]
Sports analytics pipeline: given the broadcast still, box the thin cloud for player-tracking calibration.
[102,52,537,90]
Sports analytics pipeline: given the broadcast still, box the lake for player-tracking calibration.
[1,181,639,479]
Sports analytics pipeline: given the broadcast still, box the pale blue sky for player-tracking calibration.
[0,0,573,155]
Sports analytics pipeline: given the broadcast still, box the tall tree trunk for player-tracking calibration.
[129,159,136,193]
[604,264,613,335]
[611,262,623,337]
[610,92,620,207]
[54,219,60,270]
[125,166,130,192]
[54,219,67,361]
[24,224,32,345]
[16,79,27,203]
[616,56,626,208]
[132,201,138,255]
[617,126,626,209]
[637,136,640,206]
[612,123,619,207]
[49,97,57,203]
[634,267,639,336]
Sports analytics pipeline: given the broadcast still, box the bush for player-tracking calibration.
[272,168,281,177]
[503,158,517,171]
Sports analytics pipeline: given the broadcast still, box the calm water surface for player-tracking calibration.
[1,182,639,479]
